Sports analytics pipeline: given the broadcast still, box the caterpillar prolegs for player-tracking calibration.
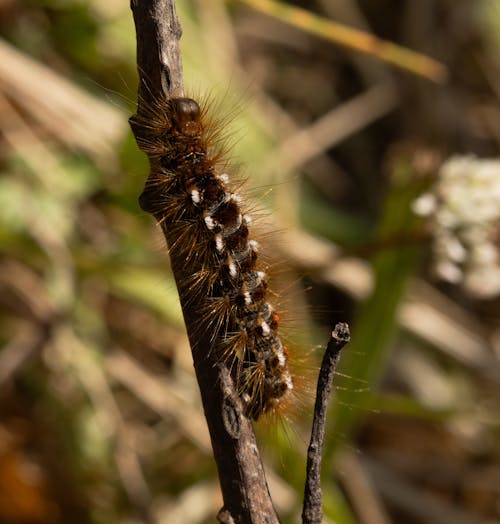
[132,96,293,420]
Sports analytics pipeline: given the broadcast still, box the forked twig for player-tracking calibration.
[129,2,349,523]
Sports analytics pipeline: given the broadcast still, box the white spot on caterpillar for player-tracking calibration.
[285,373,293,390]
[231,193,242,205]
[256,271,266,283]
[215,233,224,252]
[243,214,252,225]
[191,188,200,204]
[260,320,270,337]
[220,173,230,184]
[249,240,259,252]
[227,256,237,278]
[244,291,251,305]
[204,213,215,230]
[277,348,286,366]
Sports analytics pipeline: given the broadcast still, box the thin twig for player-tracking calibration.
[302,322,350,524]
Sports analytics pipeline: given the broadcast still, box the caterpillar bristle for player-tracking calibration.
[134,94,295,420]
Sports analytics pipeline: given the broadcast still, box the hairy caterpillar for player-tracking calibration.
[131,95,293,420]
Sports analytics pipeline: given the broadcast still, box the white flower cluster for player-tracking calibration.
[412,155,500,299]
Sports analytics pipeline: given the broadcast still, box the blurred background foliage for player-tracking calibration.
[1,1,500,523]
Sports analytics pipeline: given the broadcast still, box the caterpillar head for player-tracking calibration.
[170,97,202,137]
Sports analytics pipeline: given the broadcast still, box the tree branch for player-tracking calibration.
[129,2,279,522]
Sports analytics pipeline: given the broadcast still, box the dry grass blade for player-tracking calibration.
[241,0,448,83]
[0,327,49,390]
[0,38,126,165]
[336,450,392,524]
[266,82,399,175]
[105,350,212,453]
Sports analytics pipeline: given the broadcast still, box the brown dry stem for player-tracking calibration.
[129,1,279,522]
[302,323,350,524]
